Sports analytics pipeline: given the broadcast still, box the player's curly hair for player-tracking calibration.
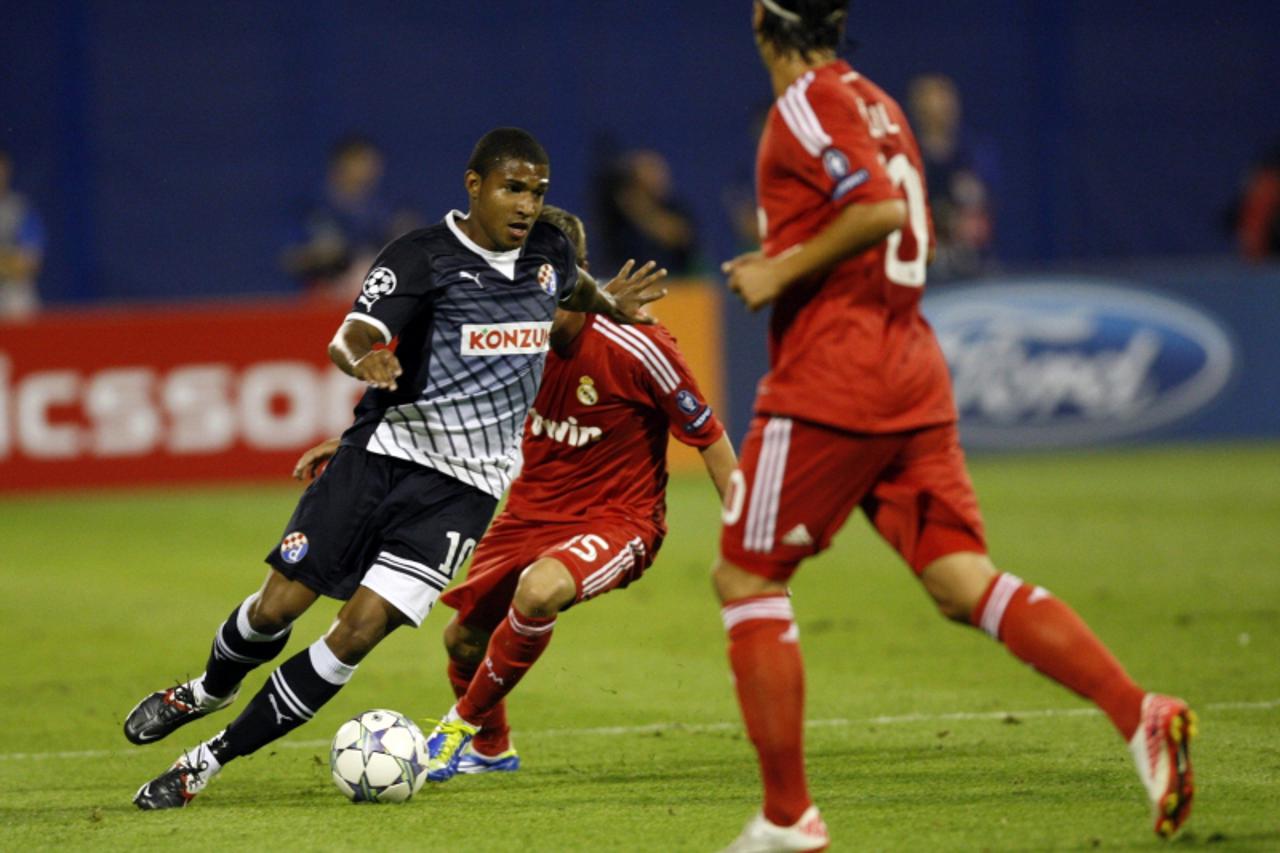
[756,0,850,61]
[538,205,588,267]
[467,127,550,177]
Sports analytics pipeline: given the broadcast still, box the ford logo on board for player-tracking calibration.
[923,280,1235,448]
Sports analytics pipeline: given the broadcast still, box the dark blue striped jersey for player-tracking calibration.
[340,210,580,497]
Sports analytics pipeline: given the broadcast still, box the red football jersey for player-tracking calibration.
[501,315,725,534]
[754,59,956,433]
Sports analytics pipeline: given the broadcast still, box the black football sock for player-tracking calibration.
[212,638,357,762]
[198,593,292,701]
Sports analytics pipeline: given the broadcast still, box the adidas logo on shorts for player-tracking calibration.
[781,524,813,547]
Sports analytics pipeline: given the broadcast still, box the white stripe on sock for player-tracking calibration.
[721,596,795,631]
[508,608,556,637]
[269,670,315,720]
[979,573,1024,640]
[214,633,260,665]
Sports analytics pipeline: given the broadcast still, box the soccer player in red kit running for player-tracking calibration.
[713,3,1196,850]
[297,206,736,780]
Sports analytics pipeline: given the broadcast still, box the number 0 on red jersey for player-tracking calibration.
[754,60,955,434]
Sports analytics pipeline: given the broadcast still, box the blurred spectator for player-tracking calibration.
[1234,140,1280,261]
[280,135,419,299]
[0,148,46,320]
[908,74,996,282]
[596,149,700,277]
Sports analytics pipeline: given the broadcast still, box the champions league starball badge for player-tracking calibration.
[280,531,309,564]
[358,267,397,309]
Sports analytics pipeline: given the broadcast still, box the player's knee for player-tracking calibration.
[513,560,575,618]
[325,611,390,665]
[250,570,316,634]
[920,552,997,623]
[711,557,784,604]
[443,618,489,665]
[934,597,971,623]
[710,558,736,602]
[247,593,299,636]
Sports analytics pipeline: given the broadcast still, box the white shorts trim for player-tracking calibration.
[743,417,792,552]
[360,564,441,627]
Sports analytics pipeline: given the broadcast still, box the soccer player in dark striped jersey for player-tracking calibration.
[292,206,737,781]
[124,129,668,810]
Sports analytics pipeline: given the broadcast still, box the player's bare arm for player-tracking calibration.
[548,309,587,354]
[328,317,403,391]
[560,259,668,325]
[723,198,907,311]
[699,433,738,502]
[293,437,341,481]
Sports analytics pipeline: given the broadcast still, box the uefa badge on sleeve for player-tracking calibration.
[358,267,397,309]
[537,263,557,297]
[821,146,850,180]
[280,531,309,564]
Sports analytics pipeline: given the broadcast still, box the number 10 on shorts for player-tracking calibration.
[438,531,477,576]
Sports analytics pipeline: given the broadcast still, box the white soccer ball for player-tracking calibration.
[330,709,429,803]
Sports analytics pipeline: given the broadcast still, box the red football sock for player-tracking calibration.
[972,572,1145,739]
[723,593,811,827]
[447,656,510,754]
[455,608,555,730]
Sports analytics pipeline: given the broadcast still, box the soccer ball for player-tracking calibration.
[330,709,429,803]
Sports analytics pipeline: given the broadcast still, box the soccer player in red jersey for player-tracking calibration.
[296,206,736,780]
[713,3,1196,849]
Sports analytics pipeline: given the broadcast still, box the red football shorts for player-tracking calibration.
[439,511,661,632]
[719,416,986,581]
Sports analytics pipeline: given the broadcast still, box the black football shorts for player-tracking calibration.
[265,446,497,626]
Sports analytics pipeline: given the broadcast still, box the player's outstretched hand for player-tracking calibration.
[723,251,784,311]
[353,349,403,391]
[293,437,341,481]
[603,259,668,325]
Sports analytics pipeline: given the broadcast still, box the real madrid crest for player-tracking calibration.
[576,375,599,406]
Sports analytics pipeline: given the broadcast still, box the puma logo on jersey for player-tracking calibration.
[457,270,483,288]
[528,408,603,448]
[460,322,552,356]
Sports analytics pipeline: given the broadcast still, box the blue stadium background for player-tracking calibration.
[4,2,1280,447]
[5,1,1279,304]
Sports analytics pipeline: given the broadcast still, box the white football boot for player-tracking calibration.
[722,805,830,852]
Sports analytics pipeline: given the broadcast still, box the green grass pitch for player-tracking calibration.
[2,442,1278,851]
